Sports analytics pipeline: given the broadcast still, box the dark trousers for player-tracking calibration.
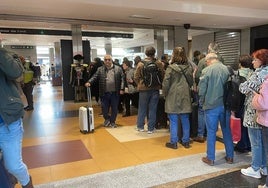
[124,93,136,115]
[101,92,119,124]
[22,82,34,108]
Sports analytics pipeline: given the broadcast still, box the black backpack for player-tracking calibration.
[142,60,162,88]
[223,69,246,112]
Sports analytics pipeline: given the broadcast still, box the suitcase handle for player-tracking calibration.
[87,87,92,107]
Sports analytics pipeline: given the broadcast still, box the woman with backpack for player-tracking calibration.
[239,49,268,179]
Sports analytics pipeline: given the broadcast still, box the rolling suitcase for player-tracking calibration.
[79,87,94,134]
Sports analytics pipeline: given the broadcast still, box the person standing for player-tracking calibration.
[194,42,224,143]
[239,49,268,179]
[233,54,253,153]
[163,47,194,149]
[134,46,164,134]
[252,76,268,188]
[199,53,234,166]
[0,48,33,187]
[85,54,125,128]
[122,60,137,117]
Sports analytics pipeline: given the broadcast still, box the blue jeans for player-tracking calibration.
[261,126,268,185]
[248,127,266,171]
[197,106,206,137]
[101,92,119,123]
[137,90,159,131]
[168,113,190,144]
[204,106,233,160]
[0,118,30,186]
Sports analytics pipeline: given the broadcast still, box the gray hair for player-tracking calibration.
[205,53,218,62]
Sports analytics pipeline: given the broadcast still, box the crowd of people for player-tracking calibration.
[1,43,268,188]
[84,44,268,188]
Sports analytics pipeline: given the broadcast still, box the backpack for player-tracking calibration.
[142,60,162,88]
[223,70,246,112]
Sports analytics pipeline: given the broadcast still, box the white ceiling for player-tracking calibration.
[1,0,268,48]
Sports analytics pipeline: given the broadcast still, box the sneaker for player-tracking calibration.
[103,119,110,127]
[241,167,261,179]
[147,130,154,134]
[258,185,268,188]
[110,123,117,128]
[201,156,214,166]
[165,142,178,149]
[261,167,268,176]
[136,127,144,132]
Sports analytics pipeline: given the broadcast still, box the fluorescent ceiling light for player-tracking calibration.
[129,15,152,20]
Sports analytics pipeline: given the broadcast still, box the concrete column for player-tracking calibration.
[168,29,175,51]
[91,49,97,61]
[174,26,189,54]
[71,24,83,55]
[54,42,61,77]
[241,28,250,54]
[154,29,164,58]
[105,43,112,55]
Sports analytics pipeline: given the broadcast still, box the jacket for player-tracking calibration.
[240,66,268,128]
[0,48,24,125]
[124,67,137,93]
[134,57,164,91]
[252,76,268,127]
[162,63,193,114]
[198,60,230,110]
[88,64,124,97]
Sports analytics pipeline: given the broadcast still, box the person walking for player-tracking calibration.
[0,48,34,187]
[199,52,234,166]
[85,54,125,128]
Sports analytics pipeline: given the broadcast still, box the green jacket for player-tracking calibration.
[0,48,24,125]
[162,63,193,114]
[198,60,229,110]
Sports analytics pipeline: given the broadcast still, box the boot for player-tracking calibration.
[22,176,34,188]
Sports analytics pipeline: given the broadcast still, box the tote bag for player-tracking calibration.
[230,115,241,142]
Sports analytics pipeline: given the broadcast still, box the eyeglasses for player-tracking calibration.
[104,59,112,61]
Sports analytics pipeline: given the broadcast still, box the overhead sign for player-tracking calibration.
[0,28,133,38]
[11,45,34,49]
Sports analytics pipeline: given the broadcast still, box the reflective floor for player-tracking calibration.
[17,81,262,187]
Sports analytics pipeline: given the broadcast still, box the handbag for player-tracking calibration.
[230,115,241,142]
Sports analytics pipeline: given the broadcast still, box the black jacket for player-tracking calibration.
[88,64,125,97]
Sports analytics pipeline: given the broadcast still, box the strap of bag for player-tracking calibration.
[87,87,92,107]
[178,66,191,88]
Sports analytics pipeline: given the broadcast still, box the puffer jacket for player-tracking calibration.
[0,48,24,125]
[88,64,124,97]
[134,57,164,91]
[162,63,193,114]
[239,65,268,128]
[252,76,268,127]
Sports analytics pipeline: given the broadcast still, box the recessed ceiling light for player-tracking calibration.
[129,15,152,20]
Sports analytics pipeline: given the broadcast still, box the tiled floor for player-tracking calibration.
[17,81,256,187]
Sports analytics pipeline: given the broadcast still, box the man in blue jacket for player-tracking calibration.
[0,48,33,187]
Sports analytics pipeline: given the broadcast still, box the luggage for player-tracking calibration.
[230,115,241,142]
[190,102,198,138]
[155,96,168,129]
[79,87,94,134]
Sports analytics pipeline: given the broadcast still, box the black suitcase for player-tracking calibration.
[155,96,168,129]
